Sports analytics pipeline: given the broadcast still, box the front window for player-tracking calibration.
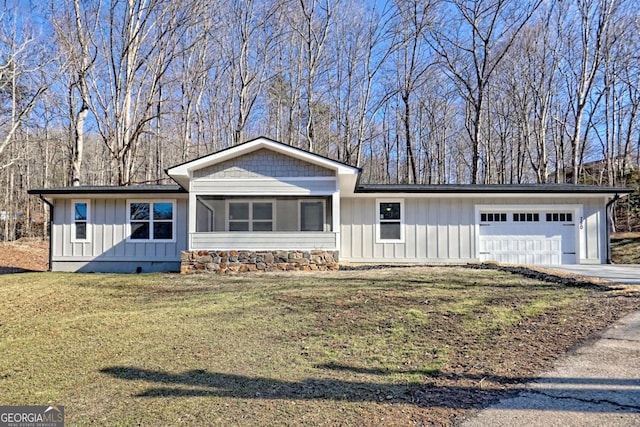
[128,201,175,241]
[228,201,273,231]
[72,200,90,241]
[377,199,404,242]
[300,201,325,231]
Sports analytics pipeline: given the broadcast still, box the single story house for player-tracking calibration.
[29,137,631,273]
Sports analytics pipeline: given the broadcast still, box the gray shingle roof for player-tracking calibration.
[28,183,632,196]
[28,185,186,195]
[355,183,633,194]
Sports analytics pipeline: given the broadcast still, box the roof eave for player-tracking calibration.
[166,137,360,178]
[28,187,187,196]
[354,186,633,195]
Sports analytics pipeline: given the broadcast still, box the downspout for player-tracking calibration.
[39,195,54,272]
[605,193,620,264]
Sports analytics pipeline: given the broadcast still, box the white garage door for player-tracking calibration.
[478,210,577,265]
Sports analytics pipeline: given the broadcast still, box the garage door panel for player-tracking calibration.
[478,209,576,265]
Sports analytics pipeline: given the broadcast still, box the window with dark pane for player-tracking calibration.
[131,221,150,239]
[379,202,400,220]
[74,202,88,240]
[546,212,573,222]
[228,202,249,231]
[153,222,172,239]
[481,212,507,222]
[228,201,272,231]
[153,203,173,239]
[301,201,324,231]
[252,202,273,231]
[129,202,174,240]
[130,202,150,240]
[379,202,401,240]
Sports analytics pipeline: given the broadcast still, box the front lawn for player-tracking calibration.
[0,267,637,425]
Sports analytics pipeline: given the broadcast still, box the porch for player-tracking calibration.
[189,195,340,251]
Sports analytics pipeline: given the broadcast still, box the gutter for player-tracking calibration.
[605,193,620,264]
[38,195,54,272]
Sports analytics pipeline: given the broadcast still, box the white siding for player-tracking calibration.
[341,196,607,264]
[190,232,337,251]
[191,178,336,195]
[52,198,188,262]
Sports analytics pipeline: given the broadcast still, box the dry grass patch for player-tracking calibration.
[611,232,640,264]
[0,267,637,426]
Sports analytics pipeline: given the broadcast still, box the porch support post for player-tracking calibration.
[188,188,196,250]
[332,186,340,252]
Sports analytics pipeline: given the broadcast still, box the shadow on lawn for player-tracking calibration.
[0,266,42,274]
[100,366,638,412]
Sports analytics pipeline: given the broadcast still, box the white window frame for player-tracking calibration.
[71,199,91,242]
[376,198,405,243]
[225,199,276,232]
[298,199,327,232]
[126,200,177,242]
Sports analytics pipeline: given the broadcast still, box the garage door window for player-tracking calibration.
[480,213,507,222]
[546,213,573,222]
[513,213,540,222]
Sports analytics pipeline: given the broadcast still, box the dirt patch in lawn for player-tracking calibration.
[611,232,640,264]
[0,239,48,273]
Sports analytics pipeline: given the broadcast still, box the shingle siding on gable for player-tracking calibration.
[193,149,335,178]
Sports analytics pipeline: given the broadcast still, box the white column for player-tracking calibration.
[332,187,340,252]
[188,186,196,250]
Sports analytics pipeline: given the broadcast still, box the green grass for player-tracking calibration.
[0,267,594,425]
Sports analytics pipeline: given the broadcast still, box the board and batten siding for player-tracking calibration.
[52,198,188,262]
[340,196,606,263]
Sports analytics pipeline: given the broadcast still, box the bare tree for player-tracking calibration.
[393,0,435,184]
[560,0,620,184]
[0,7,50,167]
[429,0,543,183]
[88,0,192,185]
[288,0,338,152]
[51,0,99,186]
[225,0,280,145]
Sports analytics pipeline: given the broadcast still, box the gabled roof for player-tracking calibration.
[166,136,361,188]
[28,185,186,195]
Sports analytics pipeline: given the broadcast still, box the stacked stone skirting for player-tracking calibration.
[180,250,339,274]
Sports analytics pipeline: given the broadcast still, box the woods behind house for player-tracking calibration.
[2,0,639,240]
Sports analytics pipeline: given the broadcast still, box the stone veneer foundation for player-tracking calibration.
[180,250,339,274]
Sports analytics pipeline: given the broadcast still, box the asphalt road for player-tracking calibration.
[458,310,640,426]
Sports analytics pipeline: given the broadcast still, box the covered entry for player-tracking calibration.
[477,205,580,265]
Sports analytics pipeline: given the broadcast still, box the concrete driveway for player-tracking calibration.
[542,265,640,285]
[459,310,640,426]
